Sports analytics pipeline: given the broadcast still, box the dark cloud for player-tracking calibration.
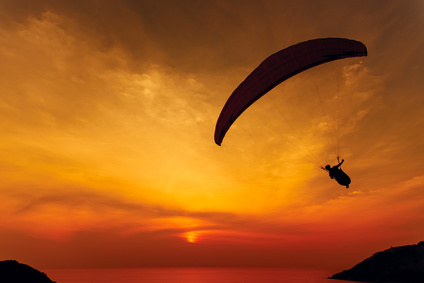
[2,0,413,73]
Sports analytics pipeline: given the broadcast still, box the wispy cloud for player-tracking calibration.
[0,0,424,269]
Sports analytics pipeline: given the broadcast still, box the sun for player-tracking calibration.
[184,231,198,243]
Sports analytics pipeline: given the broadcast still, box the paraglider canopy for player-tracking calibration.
[214,38,367,146]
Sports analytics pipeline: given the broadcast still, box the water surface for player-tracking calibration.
[44,267,363,283]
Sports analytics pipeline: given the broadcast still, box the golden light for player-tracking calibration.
[183,231,199,243]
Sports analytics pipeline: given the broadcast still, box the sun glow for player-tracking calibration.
[184,231,199,243]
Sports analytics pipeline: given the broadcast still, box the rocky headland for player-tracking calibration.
[0,260,55,283]
[330,241,424,282]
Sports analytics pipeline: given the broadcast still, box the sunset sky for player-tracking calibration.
[0,0,424,270]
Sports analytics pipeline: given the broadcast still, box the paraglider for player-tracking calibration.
[214,38,367,146]
[214,38,367,188]
[322,157,351,188]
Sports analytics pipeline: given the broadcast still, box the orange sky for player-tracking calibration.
[0,0,424,270]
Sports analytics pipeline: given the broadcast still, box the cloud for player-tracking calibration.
[1,0,424,269]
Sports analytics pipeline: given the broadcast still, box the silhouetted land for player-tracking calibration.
[0,260,55,283]
[330,241,424,282]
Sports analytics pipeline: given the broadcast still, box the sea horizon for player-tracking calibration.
[43,267,364,283]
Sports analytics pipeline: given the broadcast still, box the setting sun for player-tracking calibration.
[184,232,199,244]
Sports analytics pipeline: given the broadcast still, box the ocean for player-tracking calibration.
[43,267,362,283]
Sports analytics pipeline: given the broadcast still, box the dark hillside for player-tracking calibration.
[330,241,424,282]
[0,260,55,283]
